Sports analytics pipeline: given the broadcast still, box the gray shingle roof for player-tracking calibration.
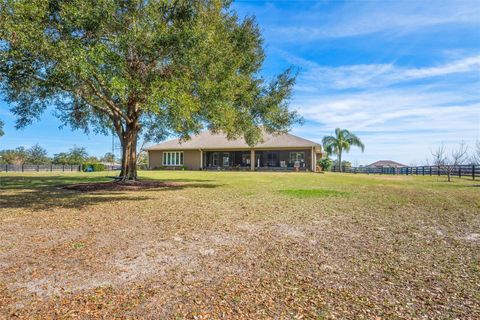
[145,130,321,151]
[366,160,407,168]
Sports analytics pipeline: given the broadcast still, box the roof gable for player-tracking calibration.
[145,130,321,150]
[366,160,407,167]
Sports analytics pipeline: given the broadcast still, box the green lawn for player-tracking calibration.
[0,171,478,319]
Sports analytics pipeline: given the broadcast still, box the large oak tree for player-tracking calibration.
[0,0,300,180]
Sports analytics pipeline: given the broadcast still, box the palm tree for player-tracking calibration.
[322,128,365,172]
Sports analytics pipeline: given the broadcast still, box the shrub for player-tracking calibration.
[317,158,333,171]
[82,162,106,172]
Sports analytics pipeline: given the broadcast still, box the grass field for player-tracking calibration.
[0,171,479,319]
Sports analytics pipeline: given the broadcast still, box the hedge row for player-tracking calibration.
[82,162,106,172]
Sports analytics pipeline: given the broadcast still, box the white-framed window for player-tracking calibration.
[163,151,184,166]
[289,152,305,162]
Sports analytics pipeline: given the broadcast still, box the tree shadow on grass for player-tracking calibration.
[0,175,221,211]
[0,175,216,190]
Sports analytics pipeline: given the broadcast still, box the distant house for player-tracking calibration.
[145,130,322,171]
[366,160,407,168]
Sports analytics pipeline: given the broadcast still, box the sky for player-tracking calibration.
[1,0,479,165]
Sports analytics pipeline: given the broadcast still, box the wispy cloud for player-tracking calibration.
[284,52,480,164]
[284,54,480,90]
[255,0,480,41]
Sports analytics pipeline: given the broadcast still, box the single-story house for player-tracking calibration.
[145,130,322,171]
[366,160,407,168]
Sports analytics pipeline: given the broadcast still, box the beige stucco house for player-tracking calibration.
[145,130,322,172]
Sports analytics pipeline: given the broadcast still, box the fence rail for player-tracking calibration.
[1,164,83,172]
[0,164,124,172]
[331,165,479,180]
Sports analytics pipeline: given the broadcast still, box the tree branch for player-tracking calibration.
[83,78,130,123]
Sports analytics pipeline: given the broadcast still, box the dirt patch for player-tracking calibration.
[61,180,181,192]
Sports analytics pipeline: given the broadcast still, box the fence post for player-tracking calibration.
[438,166,440,176]
[459,166,462,178]
[422,166,425,175]
[430,166,432,176]
[5,164,7,173]
[473,165,475,180]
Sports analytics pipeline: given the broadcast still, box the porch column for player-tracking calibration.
[250,149,255,171]
[311,147,316,172]
[199,149,203,170]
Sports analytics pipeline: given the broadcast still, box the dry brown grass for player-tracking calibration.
[0,171,479,319]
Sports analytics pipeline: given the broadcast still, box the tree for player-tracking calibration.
[431,142,468,182]
[322,128,364,172]
[52,152,70,165]
[101,152,116,164]
[0,119,4,137]
[26,144,50,165]
[470,140,480,165]
[84,156,99,163]
[0,0,300,181]
[332,159,352,171]
[67,146,88,164]
[137,151,148,167]
[0,147,28,165]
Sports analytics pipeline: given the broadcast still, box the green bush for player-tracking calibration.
[82,162,105,172]
[317,158,332,171]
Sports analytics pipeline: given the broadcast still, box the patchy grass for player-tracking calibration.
[279,188,349,198]
[0,171,479,319]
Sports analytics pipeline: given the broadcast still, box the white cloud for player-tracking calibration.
[261,0,480,41]
[287,54,480,90]
[285,54,480,165]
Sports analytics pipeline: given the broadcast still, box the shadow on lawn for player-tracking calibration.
[0,175,220,211]
[0,175,216,190]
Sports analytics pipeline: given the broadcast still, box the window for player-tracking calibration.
[212,152,219,166]
[163,151,184,166]
[289,152,305,167]
[266,152,279,167]
[222,152,230,167]
[289,152,305,162]
[241,152,251,166]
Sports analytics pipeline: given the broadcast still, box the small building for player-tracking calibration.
[146,130,322,171]
[366,160,407,168]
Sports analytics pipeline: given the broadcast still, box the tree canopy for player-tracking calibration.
[26,143,49,164]
[0,0,300,180]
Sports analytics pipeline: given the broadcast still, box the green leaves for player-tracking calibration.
[1,0,300,178]
[322,128,365,164]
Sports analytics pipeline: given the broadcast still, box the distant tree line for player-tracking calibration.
[0,144,118,165]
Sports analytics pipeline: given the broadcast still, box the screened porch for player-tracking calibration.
[202,149,312,171]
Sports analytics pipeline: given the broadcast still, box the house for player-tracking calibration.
[366,160,407,168]
[145,130,322,171]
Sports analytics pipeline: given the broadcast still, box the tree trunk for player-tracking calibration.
[338,150,343,172]
[119,124,139,181]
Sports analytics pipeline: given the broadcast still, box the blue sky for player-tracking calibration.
[1,0,479,165]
